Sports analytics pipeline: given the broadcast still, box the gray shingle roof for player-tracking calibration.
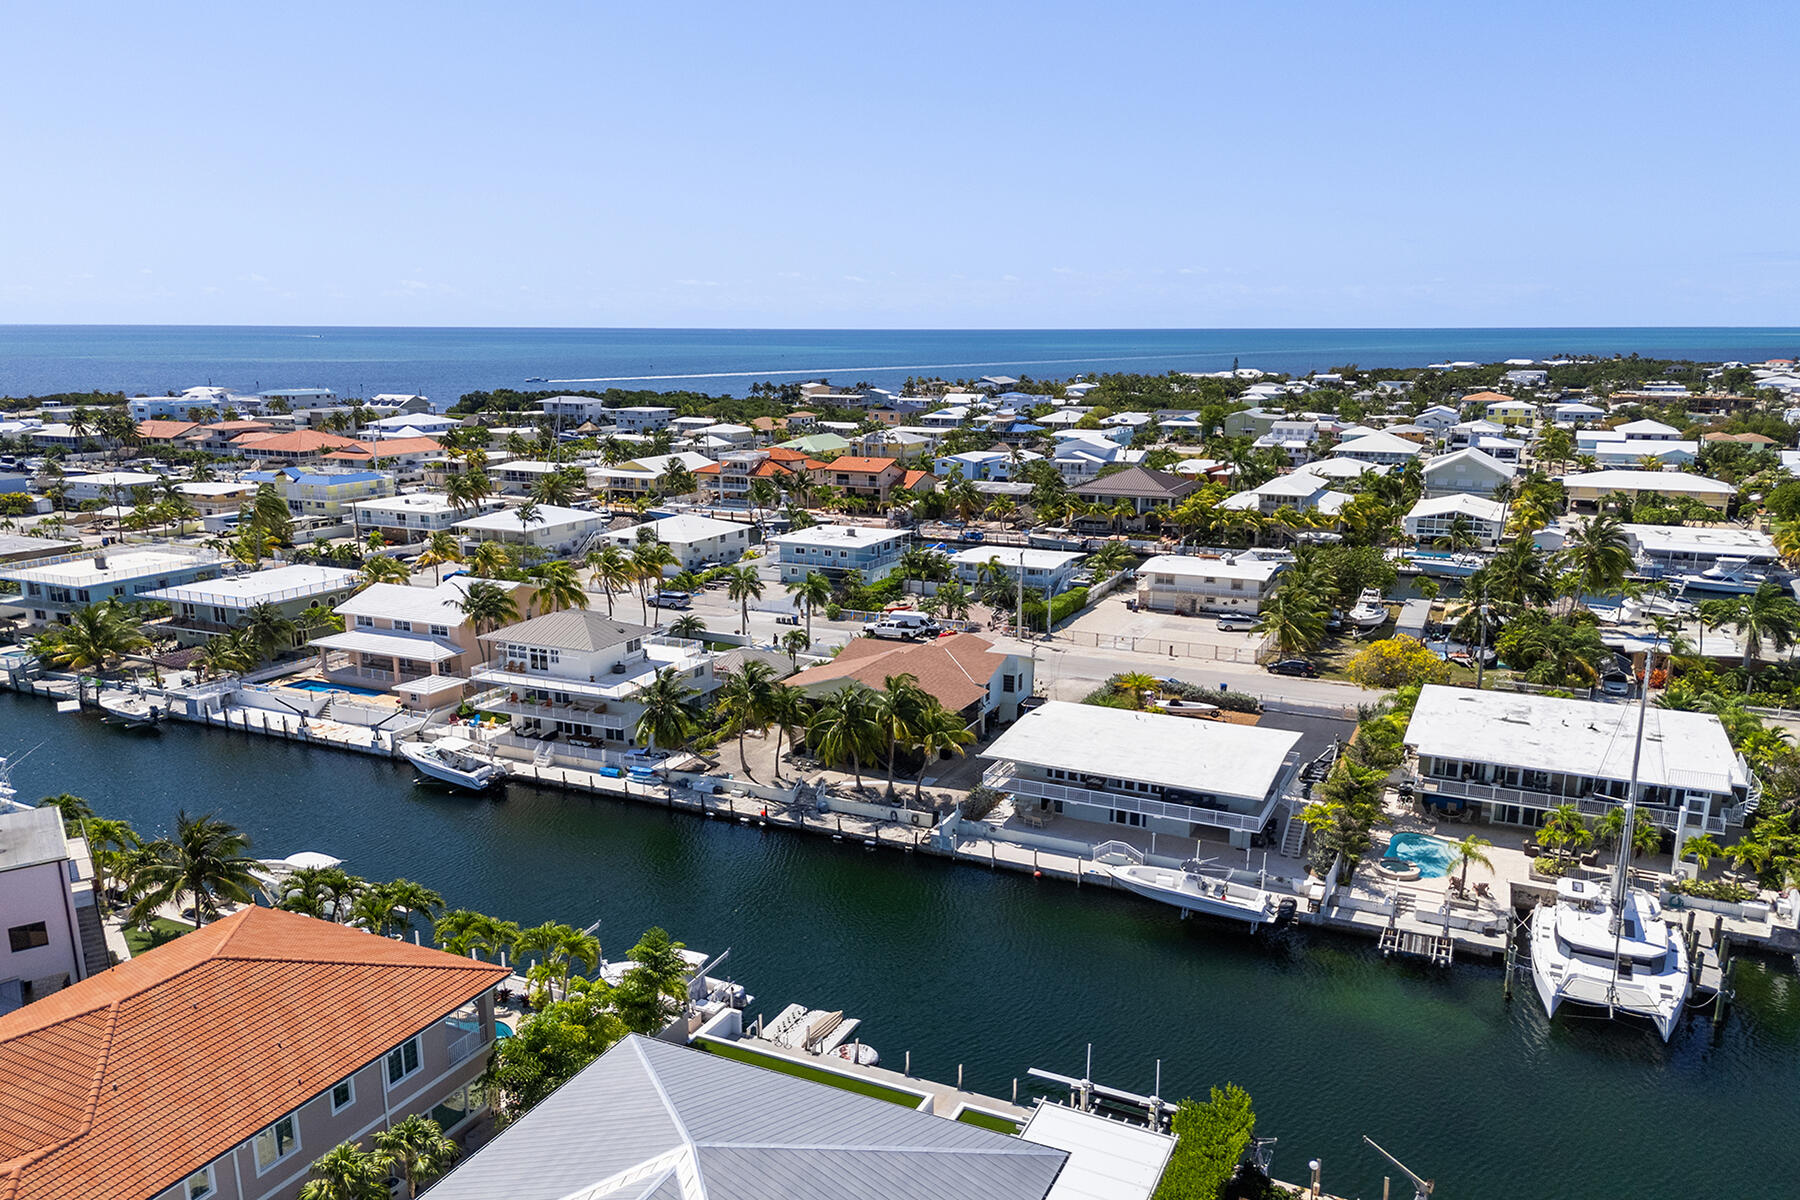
[425,1035,1067,1200]
[481,608,653,652]
[1070,465,1198,500]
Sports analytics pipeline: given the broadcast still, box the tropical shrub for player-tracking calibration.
[1344,636,1450,690]
[1153,1084,1258,1200]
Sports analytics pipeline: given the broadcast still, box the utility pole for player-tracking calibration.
[1473,584,1488,691]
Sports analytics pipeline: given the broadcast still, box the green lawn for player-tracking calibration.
[695,1037,925,1107]
[955,1107,1022,1134]
[123,917,193,957]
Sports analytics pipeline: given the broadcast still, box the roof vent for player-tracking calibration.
[93,553,107,570]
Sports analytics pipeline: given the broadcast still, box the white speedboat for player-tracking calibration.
[398,736,508,792]
[99,691,165,729]
[1347,588,1389,630]
[1678,558,1771,595]
[1529,876,1689,1041]
[1106,861,1297,926]
[1527,634,1693,1041]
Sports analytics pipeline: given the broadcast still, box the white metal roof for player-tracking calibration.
[1406,494,1506,522]
[1404,685,1746,793]
[608,514,748,545]
[146,564,359,606]
[454,504,602,533]
[982,701,1301,801]
[310,629,462,662]
[1560,470,1733,495]
[335,578,525,624]
[1021,1104,1175,1200]
[769,523,909,548]
[1139,553,1281,583]
[949,546,1085,570]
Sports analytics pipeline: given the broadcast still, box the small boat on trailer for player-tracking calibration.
[398,736,508,792]
[99,692,166,729]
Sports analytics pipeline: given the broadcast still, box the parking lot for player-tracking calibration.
[1058,593,1268,662]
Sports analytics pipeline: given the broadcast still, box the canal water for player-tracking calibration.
[4,692,1792,1199]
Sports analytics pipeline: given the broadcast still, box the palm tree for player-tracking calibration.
[669,613,707,639]
[631,541,679,624]
[241,602,297,664]
[298,1143,388,1200]
[586,544,634,615]
[360,554,411,586]
[81,815,141,908]
[1698,581,1800,684]
[32,600,149,679]
[127,811,260,928]
[468,540,515,579]
[1681,833,1722,874]
[1436,513,1478,552]
[416,530,464,585]
[1446,834,1494,894]
[930,579,973,622]
[527,559,589,613]
[635,666,699,754]
[276,864,340,918]
[911,701,975,807]
[1113,671,1160,710]
[717,660,778,781]
[454,581,520,664]
[765,685,810,780]
[872,674,930,798]
[529,467,579,506]
[199,628,257,679]
[807,683,880,791]
[781,628,811,669]
[513,920,601,1001]
[724,565,764,635]
[1558,513,1632,608]
[373,1115,460,1200]
[1254,580,1327,656]
[786,570,833,642]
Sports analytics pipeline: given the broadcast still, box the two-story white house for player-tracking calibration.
[1421,447,1516,498]
[1134,553,1284,615]
[768,523,909,584]
[0,545,225,626]
[0,804,104,1012]
[1403,494,1508,548]
[353,492,504,545]
[981,702,1305,848]
[311,577,534,708]
[948,546,1085,597]
[146,563,361,646]
[472,610,719,754]
[602,514,755,571]
[453,504,608,557]
[1404,685,1755,842]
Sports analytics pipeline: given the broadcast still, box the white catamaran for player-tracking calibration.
[1528,645,1692,1040]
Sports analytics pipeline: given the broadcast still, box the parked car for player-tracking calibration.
[1215,614,1259,632]
[867,611,940,641]
[1268,658,1319,677]
[1599,673,1633,698]
[649,590,692,610]
[959,528,985,542]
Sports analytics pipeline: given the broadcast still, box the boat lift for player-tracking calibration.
[1363,1135,1432,1200]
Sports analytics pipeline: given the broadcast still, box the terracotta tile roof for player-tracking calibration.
[902,469,936,490]
[751,460,795,478]
[764,447,811,463]
[232,430,359,453]
[1461,391,1513,405]
[783,632,1007,712]
[813,456,899,475]
[324,436,444,461]
[133,420,200,440]
[202,420,277,434]
[0,907,507,1200]
[694,462,723,475]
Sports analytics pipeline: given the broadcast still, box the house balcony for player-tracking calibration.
[471,637,709,702]
[981,760,1289,835]
[318,652,435,688]
[1415,776,1742,835]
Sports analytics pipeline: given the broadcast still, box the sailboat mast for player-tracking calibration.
[1610,634,1660,965]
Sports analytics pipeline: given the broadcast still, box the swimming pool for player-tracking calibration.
[284,680,389,698]
[1384,832,1454,878]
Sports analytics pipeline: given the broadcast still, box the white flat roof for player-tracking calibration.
[311,629,461,662]
[609,514,748,545]
[147,564,359,605]
[1621,524,1776,555]
[67,471,160,487]
[337,578,525,624]
[1139,554,1281,582]
[1561,470,1733,495]
[1404,685,1746,793]
[354,492,461,514]
[454,504,601,533]
[1021,1104,1175,1200]
[982,701,1301,801]
[949,546,1085,570]
[769,523,909,548]
[0,547,218,586]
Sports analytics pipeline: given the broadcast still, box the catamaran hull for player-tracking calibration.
[1528,906,1684,1042]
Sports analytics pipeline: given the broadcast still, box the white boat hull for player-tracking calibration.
[99,694,165,728]
[1527,891,1689,1042]
[399,742,507,792]
[1106,863,1287,926]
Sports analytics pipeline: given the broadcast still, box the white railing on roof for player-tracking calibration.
[982,761,1277,835]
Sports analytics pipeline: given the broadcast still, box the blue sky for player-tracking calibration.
[3,2,1793,328]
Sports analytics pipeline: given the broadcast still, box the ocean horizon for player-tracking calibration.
[4,324,1798,409]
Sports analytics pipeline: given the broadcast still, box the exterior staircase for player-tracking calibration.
[1279,813,1306,858]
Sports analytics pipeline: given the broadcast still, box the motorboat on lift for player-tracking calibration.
[1678,557,1771,595]
[1527,642,1692,1041]
[398,736,508,792]
[1346,588,1390,630]
[99,691,166,729]
[1105,859,1298,926]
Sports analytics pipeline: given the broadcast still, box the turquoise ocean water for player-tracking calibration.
[3,326,1798,406]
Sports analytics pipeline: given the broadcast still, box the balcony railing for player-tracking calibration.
[982,760,1280,835]
[1417,777,1734,835]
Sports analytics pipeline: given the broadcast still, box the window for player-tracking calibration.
[387,1036,422,1086]
[393,619,412,632]
[184,1166,215,1200]
[527,647,559,670]
[8,922,49,952]
[252,1115,298,1172]
[1001,674,1017,693]
[429,624,449,637]
[356,614,374,628]
[330,1078,354,1112]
